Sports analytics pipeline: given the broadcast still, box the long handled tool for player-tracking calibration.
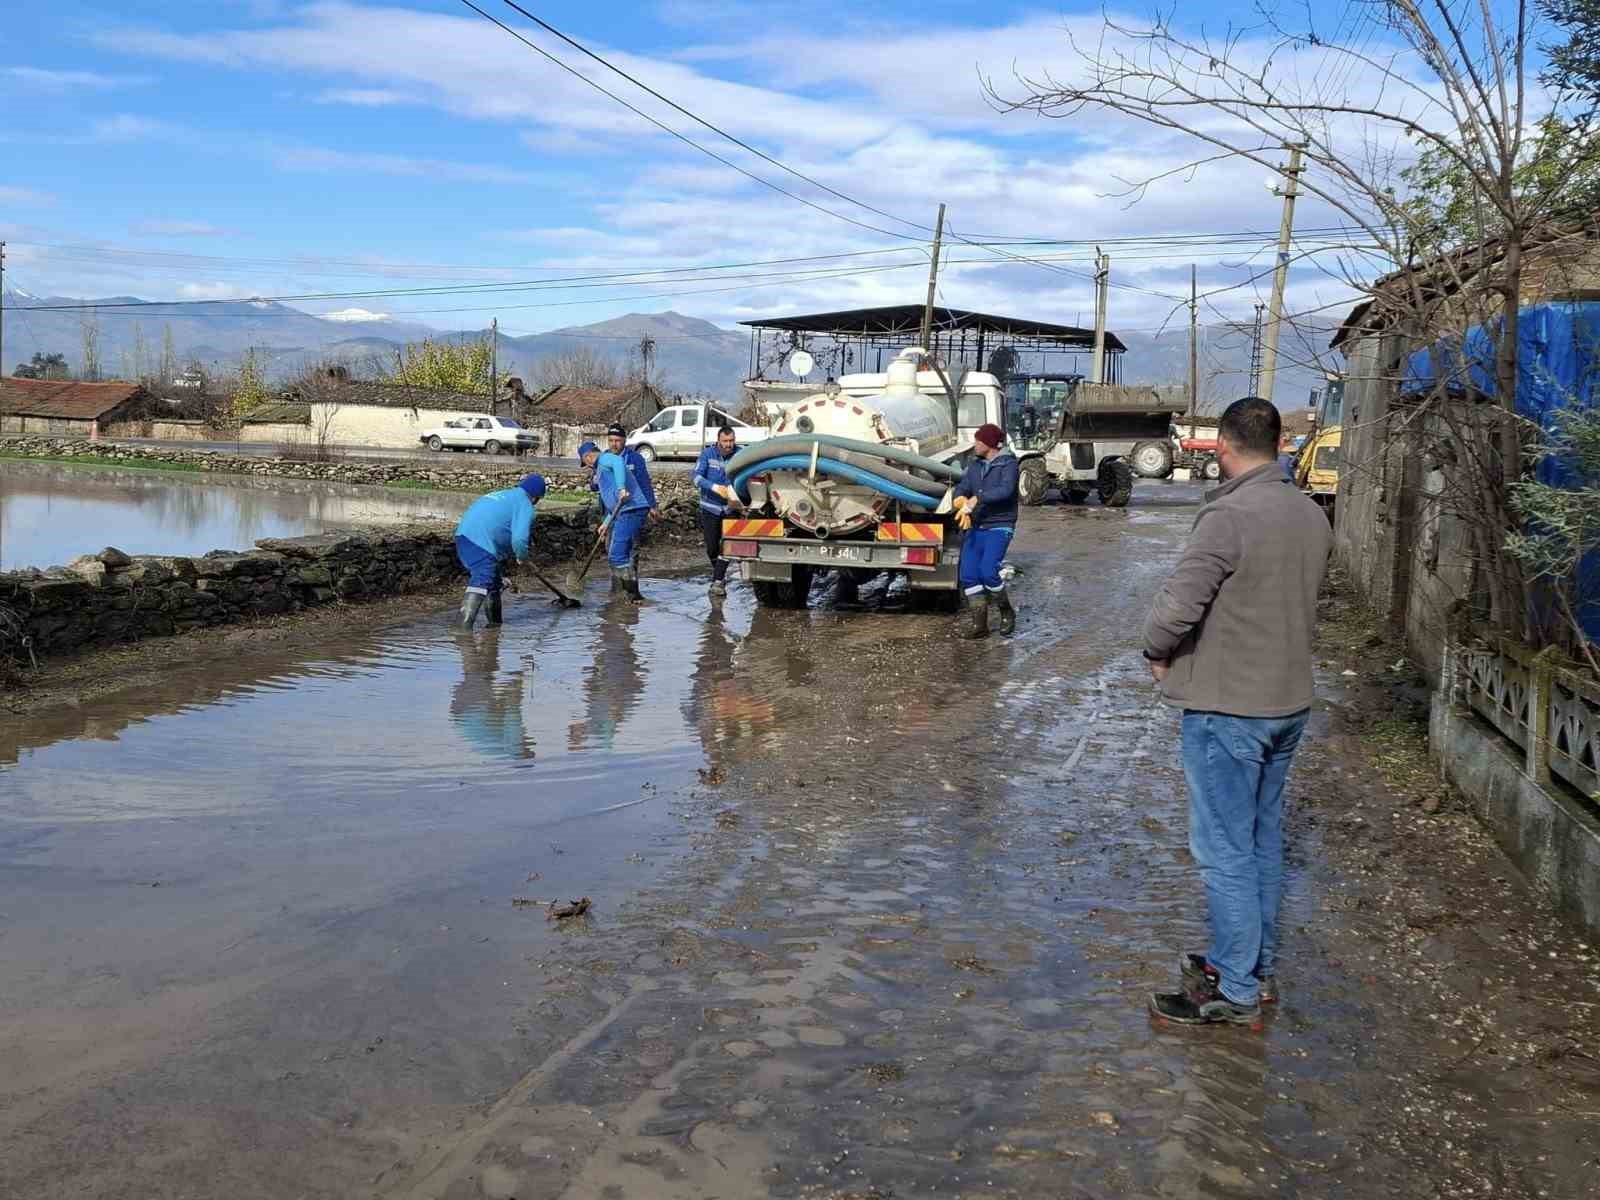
[565,531,607,596]
[524,563,582,608]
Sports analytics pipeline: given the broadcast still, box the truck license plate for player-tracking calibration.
[815,544,869,561]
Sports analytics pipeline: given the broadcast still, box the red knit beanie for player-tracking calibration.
[974,423,1004,449]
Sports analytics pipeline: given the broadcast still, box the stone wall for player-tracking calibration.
[0,485,701,664]
[0,435,697,503]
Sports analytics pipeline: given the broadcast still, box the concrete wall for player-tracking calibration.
[1433,689,1600,936]
[310,402,477,449]
[2,415,97,437]
[99,418,314,444]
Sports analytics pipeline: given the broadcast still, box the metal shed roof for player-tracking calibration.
[739,305,1127,353]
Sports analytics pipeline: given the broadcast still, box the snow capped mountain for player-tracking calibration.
[320,308,393,323]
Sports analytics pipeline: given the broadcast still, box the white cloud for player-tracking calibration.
[91,114,181,142]
[320,307,391,322]
[130,220,232,237]
[178,282,257,300]
[0,185,53,207]
[2,66,151,91]
[315,87,409,106]
[274,146,541,185]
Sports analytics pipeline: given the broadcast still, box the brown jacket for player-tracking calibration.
[1143,462,1332,717]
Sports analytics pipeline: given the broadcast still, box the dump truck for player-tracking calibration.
[1003,375,1188,504]
[1293,375,1344,513]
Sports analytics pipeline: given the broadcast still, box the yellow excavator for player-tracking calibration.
[1294,375,1344,516]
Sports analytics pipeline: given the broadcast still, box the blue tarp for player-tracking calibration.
[1400,301,1600,645]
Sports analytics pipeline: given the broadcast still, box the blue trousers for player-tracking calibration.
[1181,708,1309,1006]
[607,508,648,568]
[455,535,504,594]
[959,526,1014,594]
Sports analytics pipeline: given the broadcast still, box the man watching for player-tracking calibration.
[1143,396,1333,1027]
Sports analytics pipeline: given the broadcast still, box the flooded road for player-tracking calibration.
[0,460,472,569]
[1,482,1594,1198]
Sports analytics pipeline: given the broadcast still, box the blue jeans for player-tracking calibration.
[607,507,648,568]
[1181,708,1309,1005]
[959,526,1014,594]
[455,536,504,594]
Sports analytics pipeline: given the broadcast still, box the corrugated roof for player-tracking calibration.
[0,377,149,420]
[321,380,494,411]
[740,305,1128,352]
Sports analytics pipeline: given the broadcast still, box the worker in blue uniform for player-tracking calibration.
[578,423,659,600]
[453,473,546,628]
[951,423,1020,638]
[694,423,744,597]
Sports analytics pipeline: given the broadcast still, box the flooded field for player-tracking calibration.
[2,484,1595,1199]
[0,460,473,570]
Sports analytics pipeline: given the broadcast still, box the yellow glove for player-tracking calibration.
[956,508,973,531]
[713,484,736,503]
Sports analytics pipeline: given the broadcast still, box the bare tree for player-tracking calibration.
[79,315,101,382]
[528,346,625,391]
[986,1,1597,637]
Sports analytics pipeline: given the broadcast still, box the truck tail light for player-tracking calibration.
[723,540,759,558]
[901,547,938,566]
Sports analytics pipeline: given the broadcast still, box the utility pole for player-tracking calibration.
[1259,142,1305,403]
[1090,249,1110,384]
[1248,303,1266,395]
[918,203,946,353]
[489,317,498,414]
[1,241,7,382]
[1188,263,1198,416]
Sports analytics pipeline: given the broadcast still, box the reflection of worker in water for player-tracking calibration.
[579,424,658,601]
[567,598,645,751]
[453,474,547,629]
[449,630,535,761]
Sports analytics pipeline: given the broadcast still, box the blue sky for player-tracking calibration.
[3,1,1423,344]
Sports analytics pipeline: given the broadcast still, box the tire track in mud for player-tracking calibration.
[383,497,1316,1198]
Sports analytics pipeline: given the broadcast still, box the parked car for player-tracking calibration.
[419,415,536,455]
[627,403,762,461]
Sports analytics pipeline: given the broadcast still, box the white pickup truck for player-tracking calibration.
[627,403,762,462]
[419,415,536,456]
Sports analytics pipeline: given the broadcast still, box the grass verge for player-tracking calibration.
[0,452,205,475]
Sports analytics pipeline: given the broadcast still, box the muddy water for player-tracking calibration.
[3,483,1576,1199]
[0,460,473,569]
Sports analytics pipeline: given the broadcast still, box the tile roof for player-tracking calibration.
[526,382,664,424]
[0,377,150,421]
[318,380,494,411]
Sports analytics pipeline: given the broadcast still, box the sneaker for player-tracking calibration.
[1149,984,1262,1029]
[1180,952,1278,1005]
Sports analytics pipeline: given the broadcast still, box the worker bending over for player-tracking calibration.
[453,473,547,629]
[694,423,744,597]
[578,423,659,600]
[951,423,1019,638]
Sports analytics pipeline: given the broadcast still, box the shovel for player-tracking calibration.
[565,531,607,596]
[524,563,582,608]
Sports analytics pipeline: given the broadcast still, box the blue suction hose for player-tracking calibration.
[732,455,940,510]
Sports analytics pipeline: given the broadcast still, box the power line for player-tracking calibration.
[453,0,926,243]
[493,0,936,240]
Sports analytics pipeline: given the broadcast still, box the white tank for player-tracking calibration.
[761,348,955,538]
[771,348,956,453]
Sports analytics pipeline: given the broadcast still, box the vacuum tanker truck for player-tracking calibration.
[720,348,988,609]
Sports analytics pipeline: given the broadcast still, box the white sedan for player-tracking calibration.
[419,416,537,455]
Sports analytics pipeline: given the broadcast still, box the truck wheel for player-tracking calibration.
[427,436,444,452]
[1097,459,1135,508]
[1131,440,1173,479]
[751,565,814,609]
[1018,457,1049,506]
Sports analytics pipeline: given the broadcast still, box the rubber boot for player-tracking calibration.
[993,587,1016,636]
[486,590,504,626]
[960,592,990,639]
[610,566,627,597]
[459,590,485,629]
[625,563,643,602]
